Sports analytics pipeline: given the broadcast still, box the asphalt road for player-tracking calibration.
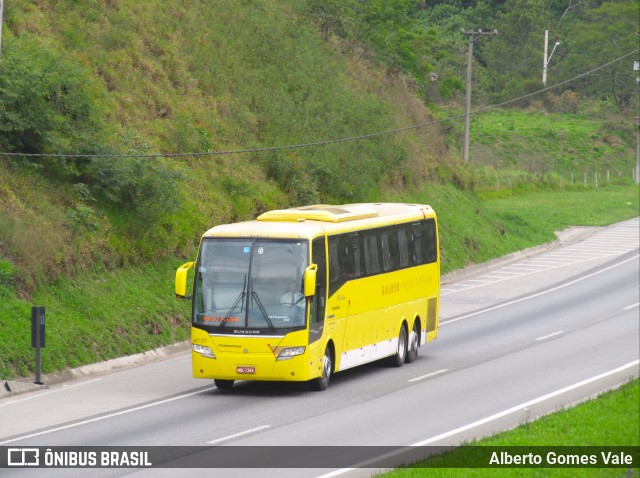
[1,218,638,478]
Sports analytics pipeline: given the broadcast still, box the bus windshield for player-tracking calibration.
[194,238,309,332]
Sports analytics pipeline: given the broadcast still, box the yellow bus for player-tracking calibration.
[175,203,440,391]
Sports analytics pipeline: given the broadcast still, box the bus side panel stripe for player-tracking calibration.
[337,338,400,371]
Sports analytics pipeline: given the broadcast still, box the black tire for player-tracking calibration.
[214,379,234,390]
[388,324,408,367]
[309,347,332,391]
[405,321,420,363]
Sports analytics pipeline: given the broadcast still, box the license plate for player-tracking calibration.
[237,366,255,374]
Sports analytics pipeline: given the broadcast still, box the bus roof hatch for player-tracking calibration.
[257,204,379,223]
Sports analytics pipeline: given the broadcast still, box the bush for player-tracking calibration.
[544,91,581,114]
[89,157,183,227]
[0,260,15,287]
[0,34,108,178]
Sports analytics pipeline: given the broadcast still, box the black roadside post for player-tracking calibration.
[31,306,45,385]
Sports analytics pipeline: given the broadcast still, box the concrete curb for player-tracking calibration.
[1,341,190,399]
[1,380,47,396]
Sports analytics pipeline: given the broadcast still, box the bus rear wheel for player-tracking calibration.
[388,324,408,367]
[405,321,420,363]
[214,379,234,390]
[309,347,332,391]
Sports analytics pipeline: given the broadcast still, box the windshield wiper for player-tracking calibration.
[218,275,246,331]
[251,291,275,331]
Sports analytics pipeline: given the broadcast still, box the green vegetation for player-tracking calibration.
[0,257,190,377]
[390,184,639,274]
[483,188,640,235]
[468,109,636,177]
[307,1,639,108]
[0,1,638,379]
[382,379,639,477]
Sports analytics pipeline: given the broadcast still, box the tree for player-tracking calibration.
[478,0,551,102]
[417,1,495,101]
[557,1,638,107]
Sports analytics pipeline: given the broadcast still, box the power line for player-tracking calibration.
[0,48,637,161]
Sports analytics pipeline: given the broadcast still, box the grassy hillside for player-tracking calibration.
[1,0,450,291]
[468,108,636,176]
[0,1,638,379]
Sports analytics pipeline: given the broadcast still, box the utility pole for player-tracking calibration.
[543,30,560,87]
[462,28,497,163]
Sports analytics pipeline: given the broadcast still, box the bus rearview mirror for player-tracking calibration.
[175,261,195,299]
[303,264,317,298]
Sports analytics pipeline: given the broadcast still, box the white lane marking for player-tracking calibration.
[441,254,639,326]
[206,425,271,445]
[408,369,447,383]
[0,387,216,445]
[624,302,639,310]
[570,247,629,252]
[316,360,640,478]
[535,331,564,341]
[482,273,522,278]
[0,379,103,408]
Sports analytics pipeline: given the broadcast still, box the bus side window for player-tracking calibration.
[364,230,381,275]
[348,233,362,278]
[341,233,361,279]
[397,226,409,268]
[329,239,341,292]
[380,232,393,271]
[424,219,437,264]
[310,237,327,344]
[411,222,424,265]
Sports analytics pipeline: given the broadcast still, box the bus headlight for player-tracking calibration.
[192,344,216,359]
[277,346,306,361]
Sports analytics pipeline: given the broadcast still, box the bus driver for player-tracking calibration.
[280,282,304,308]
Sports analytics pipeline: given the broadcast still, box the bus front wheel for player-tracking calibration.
[388,324,408,367]
[309,347,332,391]
[214,379,234,390]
